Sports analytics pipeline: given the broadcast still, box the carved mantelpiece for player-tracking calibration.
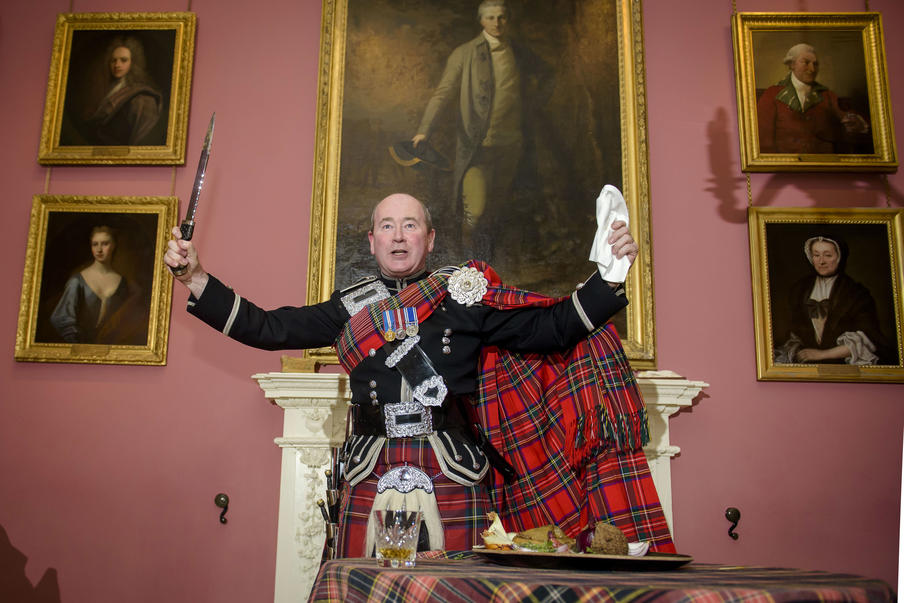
[253,369,707,603]
[635,370,709,530]
[252,373,351,603]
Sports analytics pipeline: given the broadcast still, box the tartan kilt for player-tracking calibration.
[487,443,676,554]
[336,435,492,557]
[476,321,675,553]
[582,447,676,553]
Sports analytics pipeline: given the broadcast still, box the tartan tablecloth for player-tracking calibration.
[307,551,894,603]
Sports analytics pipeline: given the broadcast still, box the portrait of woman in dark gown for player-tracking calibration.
[774,235,895,365]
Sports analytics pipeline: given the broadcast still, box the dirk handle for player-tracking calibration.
[170,220,195,276]
[179,220,195,241]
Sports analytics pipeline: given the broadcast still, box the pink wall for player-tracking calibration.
[648,0,904,587]
[0,0,901,601]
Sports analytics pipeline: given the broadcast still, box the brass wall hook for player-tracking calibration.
[215,493,229,524]
[725,507,740,540]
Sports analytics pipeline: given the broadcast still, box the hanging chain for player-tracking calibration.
[881,174,891,208]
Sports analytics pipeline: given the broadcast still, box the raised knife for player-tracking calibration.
[172,112,215,276]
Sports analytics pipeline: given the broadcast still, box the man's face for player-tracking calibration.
[368,194,435,279]
[810,241,840,277]
[110,46,132,80]
[790,50,819,84]
[480,6,508,38]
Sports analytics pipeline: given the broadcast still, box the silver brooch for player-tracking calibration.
[448,267,487,307]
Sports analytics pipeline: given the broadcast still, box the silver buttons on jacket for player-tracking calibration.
[442,328,452,354]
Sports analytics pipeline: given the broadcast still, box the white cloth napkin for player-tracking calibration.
[588,184,631,283]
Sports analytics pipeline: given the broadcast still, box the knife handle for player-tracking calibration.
[170,221,195,276]
[179,221,194,241]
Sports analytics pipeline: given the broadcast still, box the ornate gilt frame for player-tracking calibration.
[38,12,196,165]
[15,195,178,365]
[302,0,657,369]
[748,207,904,383]
[732,12,897,172]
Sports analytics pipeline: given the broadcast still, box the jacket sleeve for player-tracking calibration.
[186,274,348,351]
[479,270,628,353]
[417,43,467,137]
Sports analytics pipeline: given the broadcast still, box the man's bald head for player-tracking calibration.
[370,193,433,233]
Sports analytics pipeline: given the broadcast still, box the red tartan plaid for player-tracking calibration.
[335,269,452,371]
[475,322,674,549]
[472,265,671,551]
[581,447,676,551]
[336,436,492,557]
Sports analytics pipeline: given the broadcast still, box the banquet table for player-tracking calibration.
[307,551,895,603]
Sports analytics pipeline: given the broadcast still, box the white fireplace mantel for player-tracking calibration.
[253,369,707,603]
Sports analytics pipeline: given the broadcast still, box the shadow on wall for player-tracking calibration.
[706,106,903,224]
[0,525,60,603]
[706,107,749,223]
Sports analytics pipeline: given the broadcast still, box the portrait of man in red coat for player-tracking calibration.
[756,42,873,155]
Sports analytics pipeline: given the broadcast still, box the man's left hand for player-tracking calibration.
[607,220,638,265]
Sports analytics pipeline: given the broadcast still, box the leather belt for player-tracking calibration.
[353,396,470,438]
[352,395,518,483]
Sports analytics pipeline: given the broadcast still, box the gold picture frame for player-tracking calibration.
[302,0,657,369]
[38,12,196,165]
[748,206,904,383]
[732,12,897,172]
[15,195,178,365]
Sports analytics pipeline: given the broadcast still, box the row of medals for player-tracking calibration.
[382,307,418,342]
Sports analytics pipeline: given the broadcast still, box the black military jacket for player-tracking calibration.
[187,267,626,409]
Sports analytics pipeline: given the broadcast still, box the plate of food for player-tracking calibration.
[474,513,693,571]
[472,547,693,571]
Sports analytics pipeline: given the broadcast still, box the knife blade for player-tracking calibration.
[172,112,215,276]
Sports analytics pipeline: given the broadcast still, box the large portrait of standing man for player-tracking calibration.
[306,0,657,368]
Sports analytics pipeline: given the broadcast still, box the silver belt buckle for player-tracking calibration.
[384,401,433,438]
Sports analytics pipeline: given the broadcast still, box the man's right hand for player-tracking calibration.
[411,134,427,148]
[165,226,209,298]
